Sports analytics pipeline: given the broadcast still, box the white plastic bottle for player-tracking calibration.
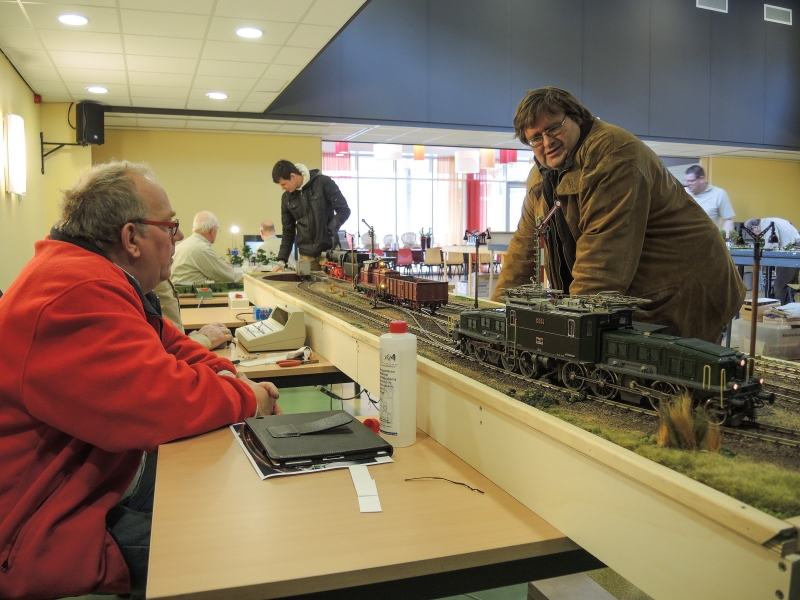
[379,320,417,447]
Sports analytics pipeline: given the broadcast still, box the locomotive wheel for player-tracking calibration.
[561,362,586,391]
[518,353,538,379]
[589,367,618,399]
[500,353,517,373]
[474,346,489,363]
[648,381,677,411]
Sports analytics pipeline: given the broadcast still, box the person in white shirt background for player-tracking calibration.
[744,217,800,305]
[684,165,736,237]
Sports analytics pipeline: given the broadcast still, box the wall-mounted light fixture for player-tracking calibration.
[454,149,479,174]
[5,114,26,196]
[373,144,402,160]
[413,145,425,160]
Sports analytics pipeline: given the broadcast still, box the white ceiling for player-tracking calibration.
[2,0,800,161]
[0,0,367,112]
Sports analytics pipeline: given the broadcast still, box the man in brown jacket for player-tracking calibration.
[492,87,744,343]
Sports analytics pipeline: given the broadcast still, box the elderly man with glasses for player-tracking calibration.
[170,210,235,285]
[0,161,281,600]
[493,87,744,343]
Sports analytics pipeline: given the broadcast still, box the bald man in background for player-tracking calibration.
[257,219,281,260]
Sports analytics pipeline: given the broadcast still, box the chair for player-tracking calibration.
[479,252,498,273]
[382,234,395,249]
[423,248,444,279]
[359,232,372,248]
[396,248,414,274]
[446,252,466,278]
[400,232,417,248]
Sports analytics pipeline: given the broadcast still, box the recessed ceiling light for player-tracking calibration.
[206,92,228,100]
[59,14,89,26]
[86,86,108,94]
[236,27,263,38]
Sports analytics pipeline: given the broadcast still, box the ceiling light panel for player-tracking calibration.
[126,55,197,74]
[26,5,118,32]
[38,30,122,53]
[58,67,128,83]
[196,59,266,77]
[118,0,214,15]
[122,35,203,58]
[207,17,290,44]
[0,28,45,51]
[214,0,313,23]
[201,40,280,62]
[193,75,258,91]
[236,27,262,38]
[205,92,228,100]
[120,10,209,38]
[192,89,247,101]
[57,14,89,26]
[48,50,124,70]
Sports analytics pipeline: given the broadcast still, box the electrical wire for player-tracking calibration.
[404,477,484,493]
[67,102,76,129]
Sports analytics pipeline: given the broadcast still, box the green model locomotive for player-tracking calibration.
[450,284,773,426]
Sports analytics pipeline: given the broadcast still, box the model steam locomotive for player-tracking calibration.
[451,283,773,426]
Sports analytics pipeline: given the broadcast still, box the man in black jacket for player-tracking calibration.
[271,160,351,271]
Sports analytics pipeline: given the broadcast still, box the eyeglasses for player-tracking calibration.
[133,219,180,236]
[526,116,568,148]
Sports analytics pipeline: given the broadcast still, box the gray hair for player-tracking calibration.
[192,211,219,233]
[744,218,761,229]
[56,160,154,252]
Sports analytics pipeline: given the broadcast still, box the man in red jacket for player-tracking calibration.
[0,161,281,600]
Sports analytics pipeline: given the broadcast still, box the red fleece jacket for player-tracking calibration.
[0,239,257,600]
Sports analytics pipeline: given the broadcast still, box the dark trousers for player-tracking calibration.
[774,267,799,305]
[106,452,157,599]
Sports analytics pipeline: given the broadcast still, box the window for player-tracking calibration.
[323,146,534,247]
[669,358,681,374]
[567,319,575,337]
[586,320,593,337]
[606,341,617,355]
[681,360,696,377]
[617,343,628,358]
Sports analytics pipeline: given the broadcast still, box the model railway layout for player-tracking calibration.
[291,272,799,437]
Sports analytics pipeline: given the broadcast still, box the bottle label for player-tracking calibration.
[379,351,398,436]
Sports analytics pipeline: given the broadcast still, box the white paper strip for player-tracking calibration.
[349,465,382,512]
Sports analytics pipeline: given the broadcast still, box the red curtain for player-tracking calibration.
[465,171,488,232]
[322,153,351,172]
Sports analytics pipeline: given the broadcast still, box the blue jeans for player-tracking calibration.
[106,452,157,599]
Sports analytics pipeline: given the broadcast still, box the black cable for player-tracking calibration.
[404,477,484,493]
[67,102,75,129]
[236,312,252,322]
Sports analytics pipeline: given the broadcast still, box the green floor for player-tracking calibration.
[64,387,651,600]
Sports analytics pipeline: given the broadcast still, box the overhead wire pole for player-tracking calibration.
[736,222,778,376]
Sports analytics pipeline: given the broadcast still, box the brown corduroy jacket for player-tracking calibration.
[492,119,745,343]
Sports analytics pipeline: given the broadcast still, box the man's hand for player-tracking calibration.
[272,261,286,272]
[238,373,282,416]
[197,322,232,348]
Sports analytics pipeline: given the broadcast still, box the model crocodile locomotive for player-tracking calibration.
[450,283,773,426]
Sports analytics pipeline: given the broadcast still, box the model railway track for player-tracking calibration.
[764,383,800,405]
[724,423,800,449]
[295,281,800,448]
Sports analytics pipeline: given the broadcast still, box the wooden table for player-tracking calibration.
[179,294,230,307]
[215,345,352,388]
[181,306,256,330]
[147,428,600,600]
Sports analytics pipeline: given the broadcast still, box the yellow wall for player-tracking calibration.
[708,157,800,225]
[93,129,321,256]
[0,52,45,291]
[41,103,92,232]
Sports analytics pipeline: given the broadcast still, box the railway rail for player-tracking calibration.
[293,279,800,448]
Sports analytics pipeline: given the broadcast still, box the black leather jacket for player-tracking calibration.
[278,170,351,261]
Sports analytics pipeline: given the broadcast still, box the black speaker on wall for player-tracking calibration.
[76,101,104,145]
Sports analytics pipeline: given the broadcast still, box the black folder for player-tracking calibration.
[243,411,393,467]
